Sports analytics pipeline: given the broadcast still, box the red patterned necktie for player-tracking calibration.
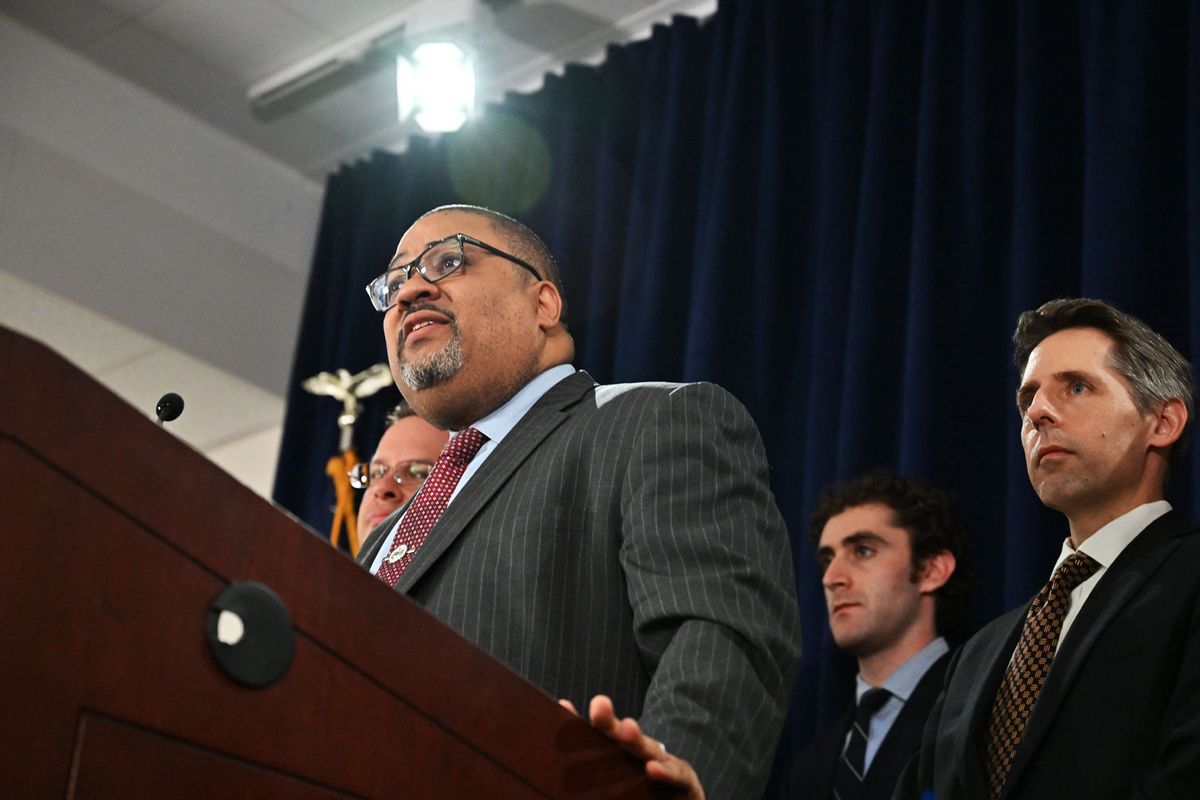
[982,550,1100,798]
[375,427,487,588]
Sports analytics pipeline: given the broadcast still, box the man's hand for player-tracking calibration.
[559,694,705,799]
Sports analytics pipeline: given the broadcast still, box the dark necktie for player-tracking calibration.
[982,551,1101,798]
[375,427,487,588]
[833,687,891,800]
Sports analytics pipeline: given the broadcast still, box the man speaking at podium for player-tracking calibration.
[356,204,801,800]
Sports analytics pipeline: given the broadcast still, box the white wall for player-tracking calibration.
[0,15,327,495]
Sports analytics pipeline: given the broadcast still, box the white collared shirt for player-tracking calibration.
[1051,499,1171,651]
[368,364,577,575]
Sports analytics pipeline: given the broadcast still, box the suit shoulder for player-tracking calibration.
[786,709,850,796]
[593,380,745,410]
[978,602,1026,634]
[1170,518,1200,553]
[950,604,1026,665]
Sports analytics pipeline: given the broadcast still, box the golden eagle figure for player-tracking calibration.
[302,363,393,554]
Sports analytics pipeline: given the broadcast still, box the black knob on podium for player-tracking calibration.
[205,582,294,688]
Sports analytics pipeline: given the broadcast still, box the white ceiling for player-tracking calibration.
[0,0,714,498]
[0,0,716,179]
[0,268,285,496]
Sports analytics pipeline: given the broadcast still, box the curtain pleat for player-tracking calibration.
[273,2,1200,792]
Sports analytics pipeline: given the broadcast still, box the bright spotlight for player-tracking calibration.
[397,43,475,133]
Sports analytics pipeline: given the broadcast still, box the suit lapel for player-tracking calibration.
[865,653,949,791]
[947,607,1024,798]
[821,705,855,794]
[392,371,596,594]
[999,511,1189,796]
[356,504,406,568]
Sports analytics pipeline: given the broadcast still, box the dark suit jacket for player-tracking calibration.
[788,652,949,800]
[358,371,802,800]
[895,510,1200,800]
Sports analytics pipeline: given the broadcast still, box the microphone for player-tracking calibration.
[156,392,185,427]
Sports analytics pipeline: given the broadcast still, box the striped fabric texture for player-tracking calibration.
[358,372,801,800]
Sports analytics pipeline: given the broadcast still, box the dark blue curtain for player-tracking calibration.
[274,0,1200,794]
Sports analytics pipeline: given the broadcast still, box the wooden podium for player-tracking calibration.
[0,326,674,799]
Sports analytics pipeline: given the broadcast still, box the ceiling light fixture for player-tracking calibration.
[397,43,476,133]
[247,0,477,113]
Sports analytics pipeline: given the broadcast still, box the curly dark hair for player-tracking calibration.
[1013,298,1195,472]
[808,469,972,638]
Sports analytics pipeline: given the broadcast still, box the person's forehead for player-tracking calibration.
[394,211,495,259]
[818,502,905,546]
[1023,327,1116,381]
[372,417,446,461]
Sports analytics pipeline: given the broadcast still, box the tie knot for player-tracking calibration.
[1051,551,1101,594]
[444,426,488,466]
[857,687,891,717]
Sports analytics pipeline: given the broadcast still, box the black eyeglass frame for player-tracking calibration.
[365,233,543,312]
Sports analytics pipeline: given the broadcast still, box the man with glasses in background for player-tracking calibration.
[356,204,800,800]
[351,403,448,547]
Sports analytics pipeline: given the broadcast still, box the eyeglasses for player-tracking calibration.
[366,233,543,312]
[347,459,435,490]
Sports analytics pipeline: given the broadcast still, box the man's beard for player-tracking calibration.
[399,321,464,390]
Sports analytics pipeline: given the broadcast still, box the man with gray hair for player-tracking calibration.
[898,298,1200,799]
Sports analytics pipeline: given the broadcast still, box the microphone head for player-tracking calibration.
[156,392,185,423]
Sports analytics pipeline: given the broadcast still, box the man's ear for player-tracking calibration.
[534,280,563,331]
[916,551,956,595]
[1149,397,1188,449]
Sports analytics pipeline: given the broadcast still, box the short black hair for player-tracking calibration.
[384,402,416,425]
[420,204,566,322]
[808,469,971,638]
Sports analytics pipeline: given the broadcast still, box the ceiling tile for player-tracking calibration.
[83,18,232,110]
[84,19,233,111]
[0,269,157,375]
[271,0,404,38]
[305,66,397,138]
[0,0,128,49]
[205,422,282,497]
[3,0,714,178]
[0,136,306,394]
[96,0,172,17]
[0,268,284,498]
[196,90,347,177]
[140,0,328,80]
[98,345,284,451]
[0,124,15,213]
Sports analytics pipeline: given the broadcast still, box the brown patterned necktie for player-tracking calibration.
[375,427,487,588]
[982,550,1100,798]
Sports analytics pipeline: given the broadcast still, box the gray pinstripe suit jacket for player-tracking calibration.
[358,370,802,799]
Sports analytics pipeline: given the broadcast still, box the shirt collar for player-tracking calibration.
[1055,500,1172,570]
[856,636,949,703]
[455,363,576,447]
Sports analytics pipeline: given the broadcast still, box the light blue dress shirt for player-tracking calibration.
[847,636,949,772]
[368,363,577,575]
